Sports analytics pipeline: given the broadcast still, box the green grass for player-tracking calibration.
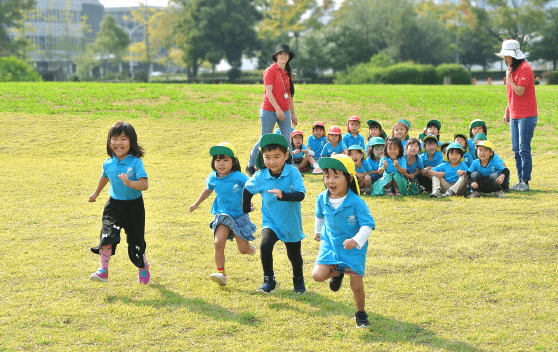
[0,83,557,351]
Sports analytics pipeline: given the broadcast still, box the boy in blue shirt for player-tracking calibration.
[243,134,306,294]
[428,142,469,198]
[417,134,444,193]
[307,121,327,174]
[467,140,509,198]
[342,115,366,150]
[473,133,509,192]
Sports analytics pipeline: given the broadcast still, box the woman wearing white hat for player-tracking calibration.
[497,39,537,191]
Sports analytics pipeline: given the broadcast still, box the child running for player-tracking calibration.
[428,142,468,198]
[342,116,366,150]
[312,153,375,328]
[89,122,150,284]
[307,121,327,174]
[189,143,257,286]
[372,137,408,196]
[290,130,316,173]
[347,145,372,194]
[321,126,347,158]
[243,134,306,294]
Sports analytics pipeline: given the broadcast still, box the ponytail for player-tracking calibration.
[285,62,295,97]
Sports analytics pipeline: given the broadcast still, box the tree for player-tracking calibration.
[0,0,35,56]
[529,8,558,70]
[92,14,131,77]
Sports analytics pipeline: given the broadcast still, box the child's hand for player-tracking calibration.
[343,239,358,250]
[292,149,300,155]
[393,160,399,166]
[457,170,466,177]
[118,173,130,186]
[88,193,98,202]
[471,182,478,189]
[268,189,283,199]
[382,160,388,168]
[496,174,505,184]
[314,233,321,241]
[188,204,198,212]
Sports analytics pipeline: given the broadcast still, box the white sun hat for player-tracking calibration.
[496,39,525,60]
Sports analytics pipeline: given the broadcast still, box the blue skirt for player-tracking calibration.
[209,213,257,241]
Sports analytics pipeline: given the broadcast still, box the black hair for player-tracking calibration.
[290,133,303,151]
[510,57,525,72]
[262,144,288,154]
[406,138,421,150]
[447,147,464,157]
[384,137,404,159]
[211,154,241,173]
[322,168,358,195]
[106,121,144,158]
[367,122,383,141]
[312,125,325,132]
[469,125,487,138]
[286,62,295,97]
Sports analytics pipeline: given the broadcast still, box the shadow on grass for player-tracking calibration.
[104,284,261,326]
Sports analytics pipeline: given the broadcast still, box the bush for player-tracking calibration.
[435,64,472,85]
[383,63,439,85]
[0,57,42,82]
[545,71,558,85]
[228,67,241,83]
[134,70,148,83]
[69,74,80,82]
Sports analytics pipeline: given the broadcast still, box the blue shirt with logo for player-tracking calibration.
[468,158,505,177]
[102,155,147,200]
[315,189,375,276]
[342,133,365,150]
[355,159,372,173]
[379,156,406,176]
[321,141,347,158]
[419,151,444,168]
[244,164,305,242]
[432,161,468,183]
[307,135,327,160]
[205,171,248,218]
[292,145,310,160]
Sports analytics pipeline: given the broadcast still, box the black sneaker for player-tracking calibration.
[256,275,276,294]
[355,311,370,328]
[293,276,306,294]
[441,189,456,198]
[329,272,344,292]
[245,165,256,177]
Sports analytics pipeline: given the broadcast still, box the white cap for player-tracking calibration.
[496,39,525,60]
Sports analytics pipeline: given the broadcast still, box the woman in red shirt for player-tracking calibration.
[245,44,298,176]
[498,39,538,192]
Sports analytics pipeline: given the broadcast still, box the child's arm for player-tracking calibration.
[428,170,445,178]
[497,168,510,184]
[188,188,213,212]
[377,160,387,175]
[314,216,324,241]
[88,176,109,202]
[393,159,407,175]
[242,188,256,213]
[344,226,373,250]
[119,174,148,191]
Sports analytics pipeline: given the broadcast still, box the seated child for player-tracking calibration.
[440,141,451,159]
[417,134,444,193]
[366,136,385,187]
[372,137,408,196]
[347,145,372,194]
[418,119,441,143]
[342,116,366,150]
[392,119,410,150]
[366,119,388,145]
[467,119,486,160]
[428,142,468,198]
[312,154,375,328]
[454,133,472,167]
[473,133,509,191]
[403,138,423,194]
[242,134,307,294]
[467,140,509,198]
[290,130,316,173]
[307,121,327,174]
[321,126,347,158]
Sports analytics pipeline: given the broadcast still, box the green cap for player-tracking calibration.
[210,142,237,158]
[318,154,359,195]
[470,119,486,129]
[427,119,441,130]
[347,144,367,159]
[255,134,292,170]
[444,142,465,162]
[474,133,487,142]
[369,136,385,147]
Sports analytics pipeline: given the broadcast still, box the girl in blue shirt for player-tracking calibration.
[342,115,366,150]
[366,137,385,187]
[321,126,347,157]
[372,137,408,196]
[347,145,372,194]
[89,122,150,284]
[189,143,257,287]
[312,154,375,328]
[404,138,424,195]
[428,142,469,198]
[467,140,510,198]
[290,130,316,173]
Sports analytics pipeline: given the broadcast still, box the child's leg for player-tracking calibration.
[298,156,311,171]
[99,244,112,269]
[260,228,280,277]
[234,234,255,255]
[364,175,371,190]
[214,225,230,271]
[312,264,338,282]
[450,175,467,195]
[439,178,451,193]
[284,241,303,278]
[350,275,366,312]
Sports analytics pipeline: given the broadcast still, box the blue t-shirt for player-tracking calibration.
[315,190,375,276]
[419,151,444,168]
[405,155,423,174]
[205,171,248,218]
[467,137,475,158]
[321,141,347,157]
[463,152,473,167]
[432,161,468,183]
[368,158,381,172]
[307,135,327,159]
[468,158,505,177]
[355,159,372,173]
[292,145,309,160]
[102,155,148,200]
[342,133,365,150]
[244,164,305,242]
[379,156,406,176]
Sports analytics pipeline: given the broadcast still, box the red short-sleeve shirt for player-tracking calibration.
[506,61,538,119]
[262,63,291,112]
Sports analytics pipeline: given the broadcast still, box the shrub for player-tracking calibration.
[228,67,241,83]
[134,70,148,83]
[435,64,471,85]
[69,74,80,82]
[383,63,439,85]
[0,57,42,82]
[545,71,558,85]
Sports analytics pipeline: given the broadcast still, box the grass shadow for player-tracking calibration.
[104,284,261,326]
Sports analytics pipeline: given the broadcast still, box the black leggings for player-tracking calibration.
[260,228,303,278]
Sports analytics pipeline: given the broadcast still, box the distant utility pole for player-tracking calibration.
[143,0,151,77]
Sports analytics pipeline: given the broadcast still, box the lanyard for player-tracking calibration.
[278,65,288,96]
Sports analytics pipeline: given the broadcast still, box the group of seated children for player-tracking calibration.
[289,116,510,198]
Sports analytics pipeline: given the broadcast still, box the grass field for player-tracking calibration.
[1,82,557,351]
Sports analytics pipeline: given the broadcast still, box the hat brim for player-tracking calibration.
[496,50,525,60]
[260,133,289,150]
[318,158,360,195]
[210,145,236,158]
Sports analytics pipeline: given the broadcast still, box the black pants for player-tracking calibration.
[91,197,147,268]
[417,174,433,193]
[260,228,303,278]
[470,171,502,193]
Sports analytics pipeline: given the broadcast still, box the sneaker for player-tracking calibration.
[293,276,306,294]
[429,188,442,198]
[355,311,370,328]
[329,272,344,292]
[312,166,323,174]
[384,188,394,196]
[510,180,522,191]
[138,265,150,284]
[256,275,276,294]
[517,181,530,191]
[467,191,481,198]
[210,272,227,286]
[247,243,257,256]
[90,268,108,283]
[442,189,456,198]
[245,166,256,177]
[494,190,506,198]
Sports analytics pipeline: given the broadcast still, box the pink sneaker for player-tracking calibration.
[90,268,108,283]
[138,265,150,284]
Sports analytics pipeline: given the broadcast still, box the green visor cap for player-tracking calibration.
[260,133,289,150]
[427,119,441,130]
[209,143,237,158]
[474,132,487,142]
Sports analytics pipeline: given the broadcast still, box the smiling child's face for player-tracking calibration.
[406,142,420,156]
[313,127,324,138]
[214,155,233,176]
[262,148,289,174]
[455,136,467,148]
[393,123,407,139]
[471,126,484,136]
[447,149,462,165]
[426,125,439,136]
[110,132,131,160]
[348,150,363,165]
[476,145,492,162]
[369,127,380,137]
[323,168,349,199]
[424,140,438,154]
[387,143,400,160]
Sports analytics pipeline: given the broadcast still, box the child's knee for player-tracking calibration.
[127,243,145,268]
[312,265,329,282]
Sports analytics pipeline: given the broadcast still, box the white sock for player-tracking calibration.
[312,163,319,168]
